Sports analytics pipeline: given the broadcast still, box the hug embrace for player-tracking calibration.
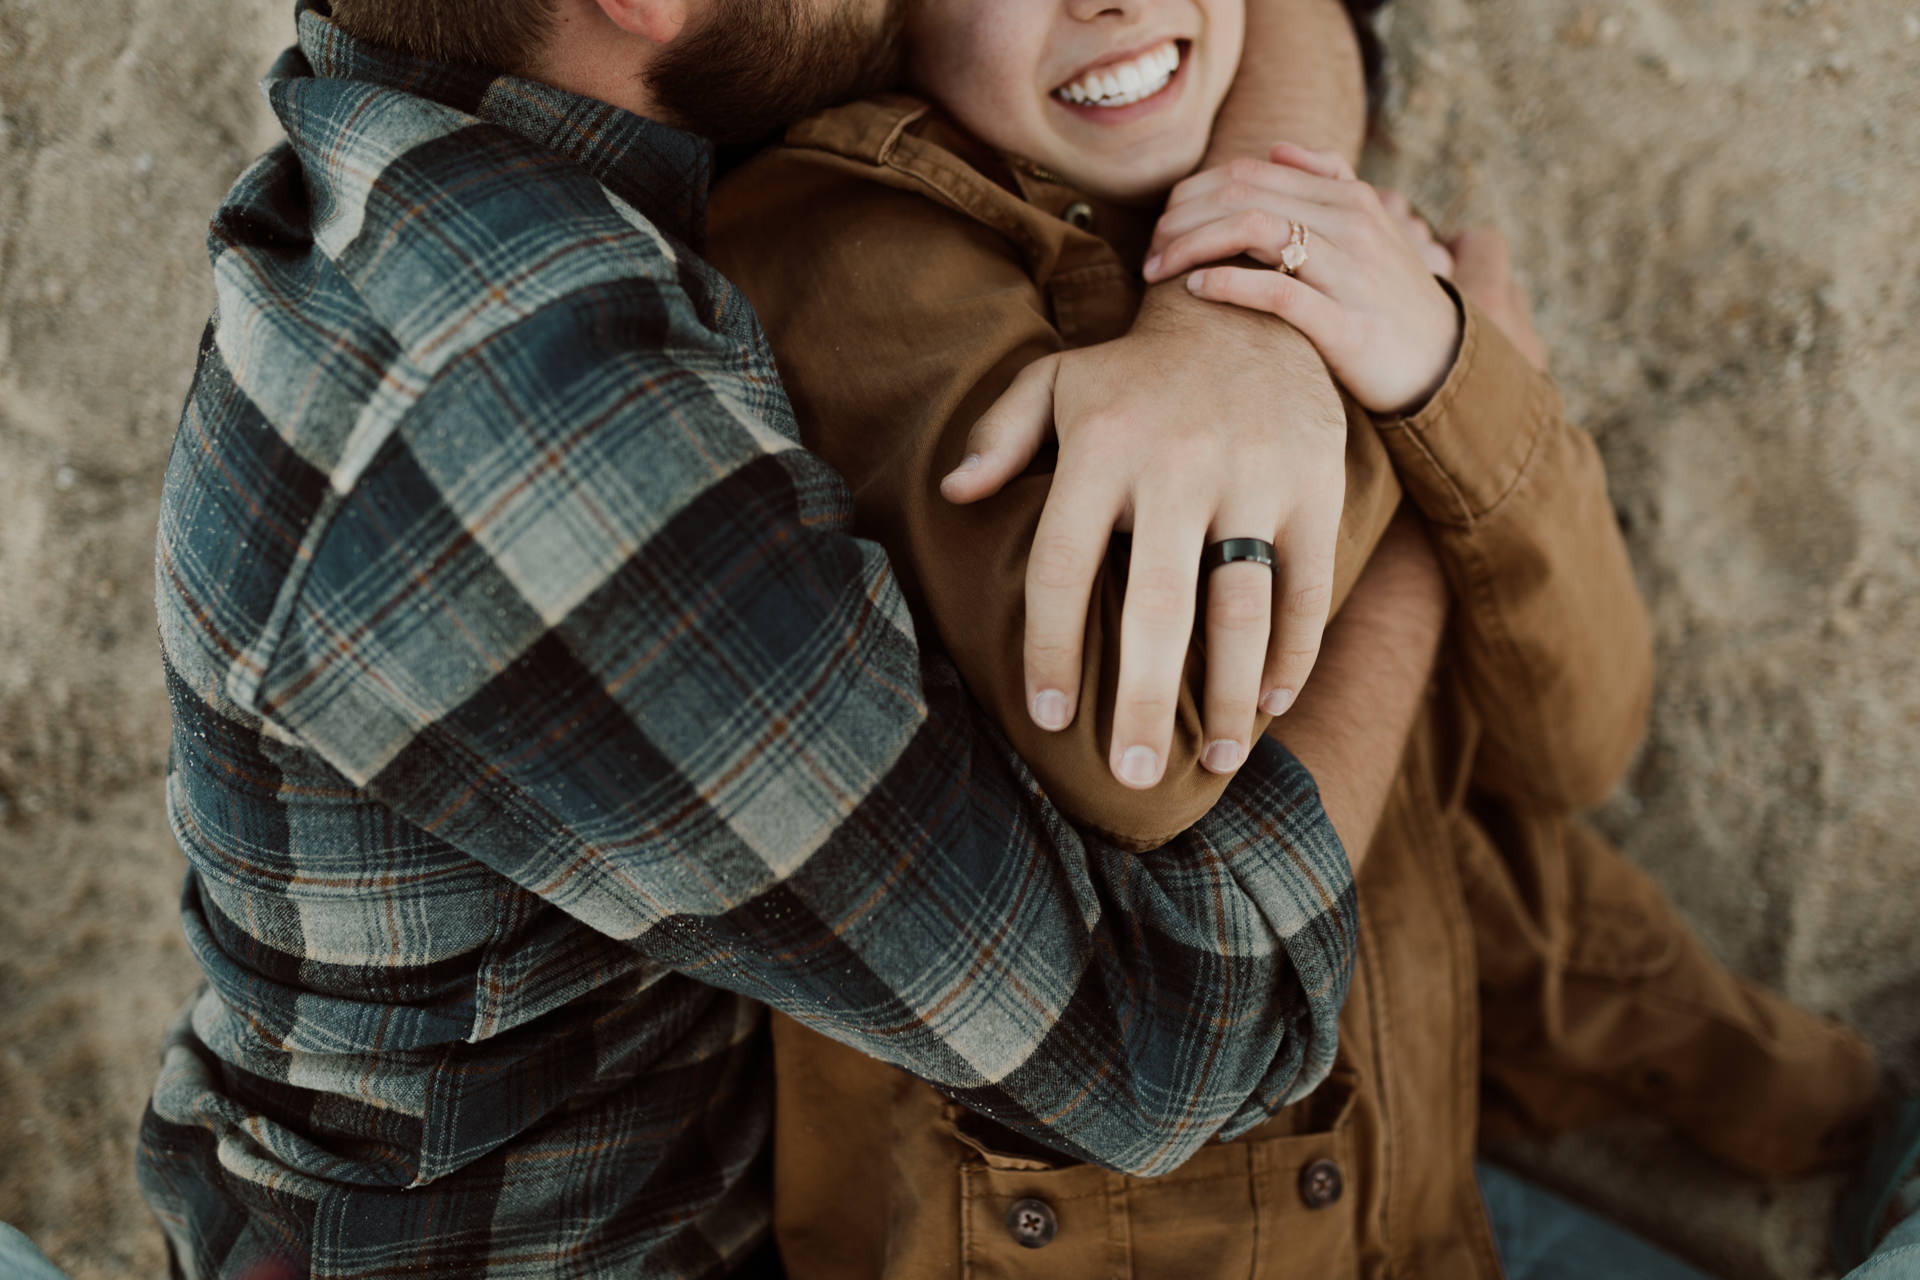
[129,0,1920,1278]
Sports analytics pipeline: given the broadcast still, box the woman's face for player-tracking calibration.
[907,0,1245,202]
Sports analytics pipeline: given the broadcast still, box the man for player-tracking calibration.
[138,1,1436,1276]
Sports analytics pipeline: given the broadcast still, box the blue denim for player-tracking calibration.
[0,1225,71,1280]
[1846,1208,1920,1279]
[1477,1163,1715,1280]
[1481,1163,1920,1280]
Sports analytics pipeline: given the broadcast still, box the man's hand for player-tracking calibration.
[942,304,1348,790]
[940,0,1371,794]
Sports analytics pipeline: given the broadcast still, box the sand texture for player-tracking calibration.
[1,0,1915,1276]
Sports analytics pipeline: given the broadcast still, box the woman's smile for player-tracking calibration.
[1051,38,1187,118]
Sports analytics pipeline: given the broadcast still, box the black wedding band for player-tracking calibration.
[1201,538,1278,574]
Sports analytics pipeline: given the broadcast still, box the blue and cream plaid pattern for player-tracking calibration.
[136,6,1359,1277]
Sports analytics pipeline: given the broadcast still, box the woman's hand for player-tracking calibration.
[1142,142,1463,417]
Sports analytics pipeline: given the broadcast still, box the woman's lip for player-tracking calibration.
[1050,44,1189,125]
[1053,37,1185,94]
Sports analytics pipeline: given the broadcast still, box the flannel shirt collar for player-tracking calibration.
[289,0,714,247]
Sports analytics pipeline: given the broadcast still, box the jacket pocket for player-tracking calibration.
[956,1072,1361,1280]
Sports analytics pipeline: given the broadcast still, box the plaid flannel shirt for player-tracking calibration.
[137,7,1358,1277]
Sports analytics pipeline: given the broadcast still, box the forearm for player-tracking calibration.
[1266,506,1446,864]
[1132,0,1370,402]
[1208,0,1370,167]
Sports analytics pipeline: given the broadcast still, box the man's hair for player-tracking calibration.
[326,0,558,74]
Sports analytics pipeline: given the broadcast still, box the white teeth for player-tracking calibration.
[1054,41,1181,109]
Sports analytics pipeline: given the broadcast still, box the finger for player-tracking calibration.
[1151,187,1358,265]
[942,354,1059,504]
[1261,501,1342,717]
[1268,140,1358,182]
[1153,205,1356,285]
[1156,158,1358,242]
[1152,209,1300,279]
[1185,265,1345,349]
[1023,465,1125,733]
[1378,190,1432,246]
[1420,240,1457,280]
[1198,554,1274,775]
[1110,506,1210,789]
[1446,225,1513,293]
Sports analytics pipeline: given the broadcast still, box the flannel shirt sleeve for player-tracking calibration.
[236,263,1355,1174]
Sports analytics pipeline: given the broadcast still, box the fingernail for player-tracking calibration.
[1143,254,1163,277]
[1032,689,1071,731]
[1186,270,1208,293]
[1261,688,1294,716]
[1203,739,1245,774]
[951,453,981,475]
[1118,746,1161,788]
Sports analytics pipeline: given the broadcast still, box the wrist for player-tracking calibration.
[1136,275,1330,368]
[1378,283,1467,419]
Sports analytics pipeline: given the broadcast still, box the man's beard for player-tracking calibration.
[647,0,908,144]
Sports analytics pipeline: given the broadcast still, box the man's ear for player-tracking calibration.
[594,0,690,46]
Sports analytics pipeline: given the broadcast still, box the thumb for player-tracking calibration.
[940,354,1059,504]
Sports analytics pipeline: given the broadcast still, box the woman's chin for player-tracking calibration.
[1054,148,1205,204]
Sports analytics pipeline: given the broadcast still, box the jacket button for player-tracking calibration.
[1298,1158,1344,1210]
[1063,201,1096,231]
[1006,1197,1058,1248]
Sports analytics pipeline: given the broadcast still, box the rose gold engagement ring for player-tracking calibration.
[1279,220,1310,275]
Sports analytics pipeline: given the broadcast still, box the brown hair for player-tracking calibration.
[326,0,558,74]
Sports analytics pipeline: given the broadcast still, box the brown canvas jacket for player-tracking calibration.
[707,97,1882,1280]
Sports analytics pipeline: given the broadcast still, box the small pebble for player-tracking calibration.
[133,151,154,177]
[54,465,77,491]
[1598,15,1624,43]
[1907,13,1920,42]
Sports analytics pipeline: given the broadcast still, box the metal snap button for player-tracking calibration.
[1063,201,1096,231]
[1298,1158,1344,1210]
[1006,1197,1058,1248]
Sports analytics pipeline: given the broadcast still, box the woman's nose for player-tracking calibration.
[1066,0,1140,22]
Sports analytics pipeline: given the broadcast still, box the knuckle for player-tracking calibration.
[1208,577,1272,631]
[1227,156,1266,186]
[1025,634,1078,669]
[1028,534,1089,590]
[1269,643,1321,674]
[1118,691,1178,728]
[1126,576,1190,622]
[1281,580,1333,621]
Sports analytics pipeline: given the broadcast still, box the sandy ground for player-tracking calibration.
[0,1,1915,1277]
